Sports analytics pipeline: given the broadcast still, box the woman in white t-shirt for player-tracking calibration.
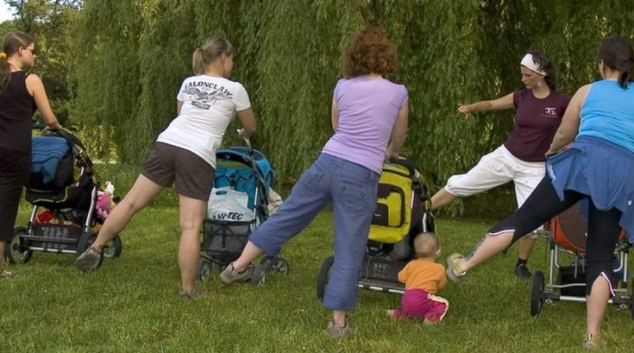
[75,37,257,297]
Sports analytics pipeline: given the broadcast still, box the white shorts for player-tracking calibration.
[445,145,545,236]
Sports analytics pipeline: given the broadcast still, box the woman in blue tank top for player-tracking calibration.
[445,35,634,349]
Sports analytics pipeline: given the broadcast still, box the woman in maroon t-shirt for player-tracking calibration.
[430,51,571,280]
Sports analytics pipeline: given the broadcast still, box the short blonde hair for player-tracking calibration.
[413,232,440,258]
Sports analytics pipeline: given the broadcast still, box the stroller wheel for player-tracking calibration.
[102,235,123,259]
[530,270,545,317]
[249,264,266,286]
[630,277,634,320]
[259,256,273,269]
[262,256,290,275]
[7,227,32,264]
[197,259,212,282]
[316,256,334,300]
[76,232,103,271]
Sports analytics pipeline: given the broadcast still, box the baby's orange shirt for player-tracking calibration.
[397,258,447,294]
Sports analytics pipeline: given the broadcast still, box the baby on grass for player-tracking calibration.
[387,232,449,323]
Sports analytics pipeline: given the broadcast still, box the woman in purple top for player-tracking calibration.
[430,51,570,280]
[220,26,409,338]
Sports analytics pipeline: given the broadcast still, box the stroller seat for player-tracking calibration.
[197,143,289,284]
[549,203,628,253]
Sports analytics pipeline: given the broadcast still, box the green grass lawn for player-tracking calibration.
[1,205,633,352]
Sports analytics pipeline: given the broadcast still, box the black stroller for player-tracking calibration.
[197,138,288,285]
[316,159,434,299]
[5,127,122,268]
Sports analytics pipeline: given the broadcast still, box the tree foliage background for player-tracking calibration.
[3,0,634,215]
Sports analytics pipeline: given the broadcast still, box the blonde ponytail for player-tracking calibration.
[191,37,233,75]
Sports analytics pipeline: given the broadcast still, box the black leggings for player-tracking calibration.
[0,147,30,242]
[489,176,622,295]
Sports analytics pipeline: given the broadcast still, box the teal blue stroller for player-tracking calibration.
[197,139,288,284]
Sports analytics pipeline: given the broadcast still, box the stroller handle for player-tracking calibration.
[243,136,253,153]
[237,129,254,153]
[32,123,86,151]
[32,123,58,131]
[387,157,417,177]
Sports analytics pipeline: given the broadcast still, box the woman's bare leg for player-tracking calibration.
[231,242,264,272]
[458,232,514,272]
[0,241,7,274]
[177,195,206,293]
[92,174,164,247]
[586,276,611,337]
[518,236,537,261]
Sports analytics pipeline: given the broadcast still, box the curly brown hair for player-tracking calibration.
[342,26,397,78]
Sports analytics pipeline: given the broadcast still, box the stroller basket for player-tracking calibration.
[202,219,253,264]
[362,257,406,282]
[24,224,84,252]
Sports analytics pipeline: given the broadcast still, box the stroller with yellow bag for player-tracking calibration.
[316,159,434,298]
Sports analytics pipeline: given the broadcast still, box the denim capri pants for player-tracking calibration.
[249,153,380,310]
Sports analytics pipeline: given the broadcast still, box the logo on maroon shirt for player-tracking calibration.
[544,107,557,117]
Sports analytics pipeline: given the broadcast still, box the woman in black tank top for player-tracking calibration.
[0,31,61,277]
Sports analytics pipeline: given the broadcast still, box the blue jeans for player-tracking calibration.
[249,153,379,310]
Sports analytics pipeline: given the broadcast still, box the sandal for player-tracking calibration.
[326,318,354,339]
[178,288,208,299]
[446,253,466,283]
[0,269,13,278]
[582,333,606,349]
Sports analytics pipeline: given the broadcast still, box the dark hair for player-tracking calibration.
[596,35,633,89]
[342,26,397,78]
[526,50,557,90]
[192,37,233,76]
[0,31,34,94]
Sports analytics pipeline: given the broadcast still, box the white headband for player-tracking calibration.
[521,54,546,76]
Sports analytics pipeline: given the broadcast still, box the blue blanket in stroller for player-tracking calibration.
[31,136,70,184]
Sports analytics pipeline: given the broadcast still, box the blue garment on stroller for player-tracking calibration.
[31,136,70,184]
[214,147,274,223]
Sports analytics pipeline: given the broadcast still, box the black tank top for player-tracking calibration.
[0,71,36,151]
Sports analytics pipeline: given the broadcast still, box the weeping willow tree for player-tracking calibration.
[69,0,634,213]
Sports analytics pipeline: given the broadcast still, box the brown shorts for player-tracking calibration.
[141,142,215,201]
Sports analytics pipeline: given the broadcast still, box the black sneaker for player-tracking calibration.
[514,263,532,280]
